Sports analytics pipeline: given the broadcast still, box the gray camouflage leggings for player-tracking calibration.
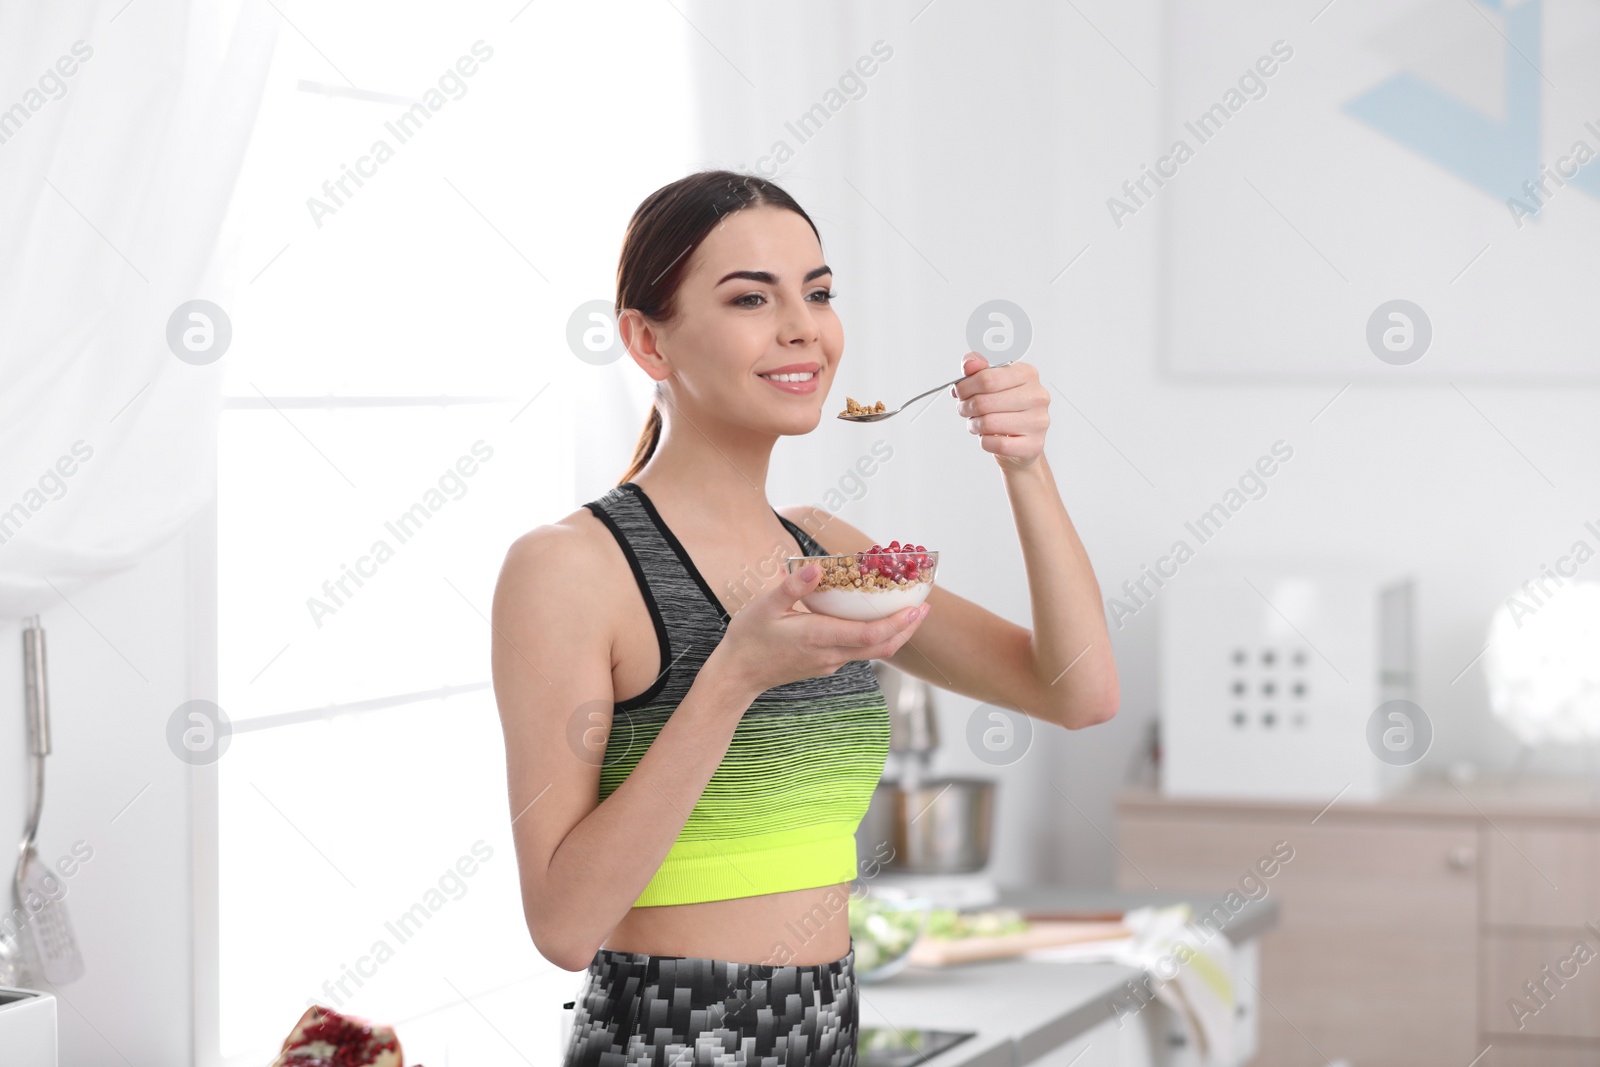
[562,940,858,1065]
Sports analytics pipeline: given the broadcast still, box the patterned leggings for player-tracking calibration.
[562,939,858,1066]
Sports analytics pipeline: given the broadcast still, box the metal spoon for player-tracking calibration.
[836,359,1021,423]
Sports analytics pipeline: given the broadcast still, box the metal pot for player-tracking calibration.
[856,777,995,874]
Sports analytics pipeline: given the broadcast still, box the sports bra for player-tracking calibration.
[582,481,891,908]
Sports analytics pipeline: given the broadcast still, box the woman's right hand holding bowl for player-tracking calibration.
[708,550,936,697]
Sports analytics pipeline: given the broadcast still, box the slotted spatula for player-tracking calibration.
[12,615,84,985]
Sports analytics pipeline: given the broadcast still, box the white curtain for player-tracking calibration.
[0,0,278,617]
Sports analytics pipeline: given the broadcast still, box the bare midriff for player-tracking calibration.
[600,881,854,965]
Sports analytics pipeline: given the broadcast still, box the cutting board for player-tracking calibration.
[906,920,1130,967]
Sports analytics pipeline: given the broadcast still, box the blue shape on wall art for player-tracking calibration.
[1342,0,1600,208]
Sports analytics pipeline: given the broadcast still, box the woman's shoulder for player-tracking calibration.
[502,505,614,579]
[496,505,625,609]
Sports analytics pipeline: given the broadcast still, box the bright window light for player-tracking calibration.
[210,2,693,1063]
[1484,579,1600,747]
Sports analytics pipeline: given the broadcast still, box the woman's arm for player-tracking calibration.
[784,494,1116,730]
[992,451,1120,725]
[780,360,1119,730]
[490,522,758,971]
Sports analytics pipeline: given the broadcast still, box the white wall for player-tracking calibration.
[1,513,203,1063]
[688,0,1600,891]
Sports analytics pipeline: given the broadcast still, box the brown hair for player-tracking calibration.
[614,170,821,485]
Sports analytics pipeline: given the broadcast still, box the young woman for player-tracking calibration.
[491,170,1119,1065]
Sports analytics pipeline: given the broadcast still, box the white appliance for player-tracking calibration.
[0,987,58,1066]
[1159,558,1416,801]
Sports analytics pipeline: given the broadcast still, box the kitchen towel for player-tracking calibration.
[1024,903,1235,1064]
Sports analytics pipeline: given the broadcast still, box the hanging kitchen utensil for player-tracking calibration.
[0,916,22,986]
[11,616,84,985]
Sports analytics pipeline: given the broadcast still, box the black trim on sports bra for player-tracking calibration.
[620,482,733,628]
[617,482,844,636]
[776,512,831,557]
[583,500,673,712]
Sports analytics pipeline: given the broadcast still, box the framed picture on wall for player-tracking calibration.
[1155,0,1600,383]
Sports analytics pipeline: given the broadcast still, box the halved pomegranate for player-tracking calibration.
[271,1006,408,1067]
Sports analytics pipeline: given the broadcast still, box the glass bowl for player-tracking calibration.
[848,885,933,982]
[785,548,938,622]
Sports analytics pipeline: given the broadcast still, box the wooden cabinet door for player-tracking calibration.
[1482,824,1600,929]
[1482,930,1600,1040]
[1480,823,1600,1057]
[1116,808,1479,1067]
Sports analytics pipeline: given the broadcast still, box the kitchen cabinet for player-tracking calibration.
[1481,825,1600,929]
[1478,821,1600,1060]
[1117,778,1600,1066]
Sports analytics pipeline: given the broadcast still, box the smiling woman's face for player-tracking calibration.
[636,204,843,436]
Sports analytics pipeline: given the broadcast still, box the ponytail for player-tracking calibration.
[611,170,819,486]
[618,397,662,485]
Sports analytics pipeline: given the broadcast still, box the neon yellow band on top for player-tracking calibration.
[632,822,860,908]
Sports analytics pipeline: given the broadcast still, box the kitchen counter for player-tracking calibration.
[856,887,1279,1067]
[1119,773,1600,823]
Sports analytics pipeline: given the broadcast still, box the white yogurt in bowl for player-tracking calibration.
[801,582,932,621]
[787,548,938,622]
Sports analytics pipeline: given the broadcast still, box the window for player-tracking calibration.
[202,4,692,1063]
